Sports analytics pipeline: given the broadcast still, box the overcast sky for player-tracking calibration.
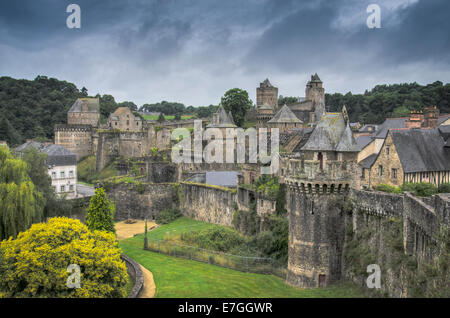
[1,0,449,107]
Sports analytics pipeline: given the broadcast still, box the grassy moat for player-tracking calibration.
[119,217,365,298]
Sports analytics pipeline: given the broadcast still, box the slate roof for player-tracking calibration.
[438,125,450,141]
[438,114,450,126]
[310,73,322,83]
[359,154,378,169]
[15,141,46,153]
[15,142,76,167]
[390,128,450,173]
[41,144,77,166]
[356,135,373,150]
[336,123,361,152]
[261,78,273,88]
[68,98,100,113]
[259,103,273,110]
[373,118,407,139]
[302,112,356,151]
[207,106,237,128]
[268,105,302,124]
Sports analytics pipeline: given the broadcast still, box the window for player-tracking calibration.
[386,146,390,155]
[69,185,74,191]
[361,168,365,178]
[318,152,323,170]
[392,168,398,178]
[115,122,117,126]
[379,165,383,176]
[127,120,130,125]
[60,171,65,178]
[51,172,56,179]
[60,185,65,192]
[69,170,74,178]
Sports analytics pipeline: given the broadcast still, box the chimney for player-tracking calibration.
[423,106,439,128]
[405,110,423,129]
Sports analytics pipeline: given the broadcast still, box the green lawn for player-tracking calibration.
[119,217,365,298]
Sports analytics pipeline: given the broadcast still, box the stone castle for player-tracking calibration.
[55,98,173,171]
[55,76,449,297]
[254,74,326,130]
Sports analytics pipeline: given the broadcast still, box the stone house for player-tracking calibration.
[359,127,450,189]
[108,107,143,131]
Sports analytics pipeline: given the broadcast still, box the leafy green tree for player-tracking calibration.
[278,96,298,106]
[0,146,45,240]
[98,94,118,122]
[0,217,127,298]
[0,115,22,146]
[118,101,137,111]
[85,187,116,234]
[220,88,253,127]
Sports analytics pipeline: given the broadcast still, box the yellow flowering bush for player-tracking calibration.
[0,217,128,298]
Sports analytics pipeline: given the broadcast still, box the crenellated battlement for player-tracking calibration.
[54,124,92,132]
[285,177,350,195]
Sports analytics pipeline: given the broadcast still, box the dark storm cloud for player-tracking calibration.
[0,0,449,105]
[243,0,450,73]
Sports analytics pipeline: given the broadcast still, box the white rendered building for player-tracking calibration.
[15,142,78,199]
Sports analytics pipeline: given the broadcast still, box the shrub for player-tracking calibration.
[86,188,116,234]
[0,217,128,298]
[402,182,438,197]
[375,184,402,194]
[437,183,450,194]
[155,208,182,224]
[181,227,247,253]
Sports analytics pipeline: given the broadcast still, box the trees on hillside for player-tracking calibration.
[325,81,450,124]
[220,88,253,127]
[85,188,116,234]
[278,96,298,106]
[0,146,45,240]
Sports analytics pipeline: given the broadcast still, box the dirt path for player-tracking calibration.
[115,220,157,240]
[139,265,156,298]
[115,220,158,298]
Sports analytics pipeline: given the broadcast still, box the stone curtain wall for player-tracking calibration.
[348,190,449,297]
[121,254,144,298]
[179,182,237,227]
[54,124,93,160]
[108,183,175,221]
[286,186,449,296]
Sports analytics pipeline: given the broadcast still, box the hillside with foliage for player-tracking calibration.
[1,76,449,146]
[325,81,450,124]
[279,81,450,124]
